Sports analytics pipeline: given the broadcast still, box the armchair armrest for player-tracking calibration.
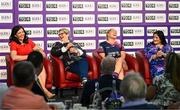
[86,55,98,80]
[125,53,139,72]
[43,57,53,89]
[6,55,15,87]
[50,55,66,87]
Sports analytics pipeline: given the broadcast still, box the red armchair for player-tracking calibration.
[92,49,139,77]
[135,50,152,85]
[5,54,53,89]
[50,55,98,95]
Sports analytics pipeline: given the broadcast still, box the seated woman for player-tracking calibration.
[144,30,173,79]
[148,52,180,108]
[98,28,128,80]
[51,28,88,84]
[9,25,54,98]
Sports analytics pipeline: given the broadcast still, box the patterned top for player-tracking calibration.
[98,41,124,58]
[144,42,173,78]
[151,74,180,107]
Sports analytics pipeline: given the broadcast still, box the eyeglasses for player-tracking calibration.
[58,33,64,36]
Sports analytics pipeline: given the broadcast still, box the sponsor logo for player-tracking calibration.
[169,13,180,23]
[0,70,7,80]
[98,27,120,37]
[47,27,70,37]
[121,1,142,10]
[72,2,95,11]
[170,39,180,48]
[72,14,95,24]
[121,13,142,23]
[46,1,69,11]
[33,41,44,50]
[18,14,43,24]
[123,39,144,49]
[0,56,6,66]
[0,0,12,10]
[18,1,43,11]
[0,13,13,23]
[73,27,96,37]
[145,13,166,23]
[98,2,119,11]
[169,2,180,11]
[24,28,44,38]
[46,14,69,24]
[98,14,119,24]
[123,27,144,36]
[74,40,96,50]
[170,27,180,36]
[0,43,10,53]
[175,50,180,54]
[0,29,11,39]
[145,1,166,10]
[47,40,59,51]
[147,27,168,36]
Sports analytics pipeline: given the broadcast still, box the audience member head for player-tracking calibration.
[106,28,117,40]
[9,25,28,44]
[100,56,116,75]
[120,72,147,101]
[165,52,180,92]
[27,51,43,76]
[13,61,35,89]
[152,30,167,45]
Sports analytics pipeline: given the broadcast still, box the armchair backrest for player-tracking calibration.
[92,49,139,76]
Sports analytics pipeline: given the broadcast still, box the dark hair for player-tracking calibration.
[165,52,180,92]
[27,51,43,76]
[9,25,29,44]
[153,30,167,45]
[13,61,35,87]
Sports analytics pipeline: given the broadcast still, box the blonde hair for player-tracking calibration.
[59,28,70,34]
[106,28,117,40]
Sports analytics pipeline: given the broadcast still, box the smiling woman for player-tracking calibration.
[8,25,54,99]
[144,30,173,79]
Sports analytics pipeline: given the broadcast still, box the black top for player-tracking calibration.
[51,41,86,67]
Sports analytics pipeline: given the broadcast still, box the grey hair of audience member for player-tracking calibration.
[120,72,147,101]
[13,61,35,87]
[100,56,116,75]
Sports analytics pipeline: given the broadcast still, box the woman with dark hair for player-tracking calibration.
[9,25,54,98]
[149,52,180,107]
[144,30,173,79]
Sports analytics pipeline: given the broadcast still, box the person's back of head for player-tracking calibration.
[27,51,43,76]
[120,72,147,101]
[100,56,116,75]
[165,52,180,92]
[13,61,35,88]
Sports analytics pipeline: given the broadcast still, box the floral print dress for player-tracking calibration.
[144,42,173,78]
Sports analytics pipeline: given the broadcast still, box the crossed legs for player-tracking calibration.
[114,58,128,80]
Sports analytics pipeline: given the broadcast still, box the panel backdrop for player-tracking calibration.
[0,0,180,82]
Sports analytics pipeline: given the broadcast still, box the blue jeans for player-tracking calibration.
[68,57,88,79]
